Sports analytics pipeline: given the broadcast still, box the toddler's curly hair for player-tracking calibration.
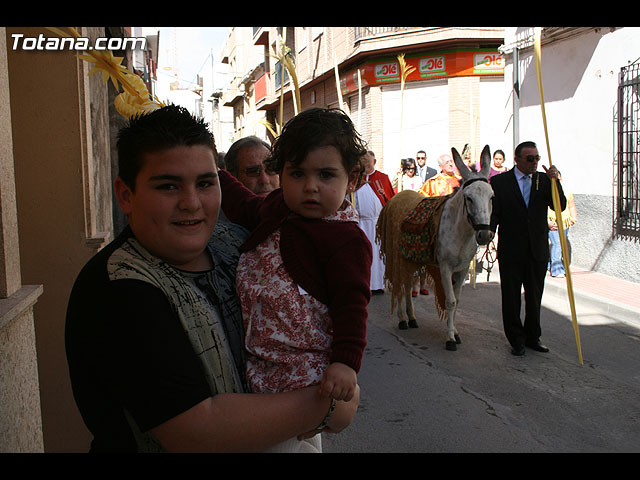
[267,108,367,178]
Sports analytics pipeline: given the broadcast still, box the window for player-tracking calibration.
[274,60,289,90]
[616,59,640,238]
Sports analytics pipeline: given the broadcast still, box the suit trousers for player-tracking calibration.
[498,255,548,347]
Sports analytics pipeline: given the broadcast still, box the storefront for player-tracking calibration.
[340,48,505,175]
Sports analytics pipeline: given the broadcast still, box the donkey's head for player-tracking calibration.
[451,145,495,245]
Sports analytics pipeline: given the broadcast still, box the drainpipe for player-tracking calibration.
[512,47,520,149]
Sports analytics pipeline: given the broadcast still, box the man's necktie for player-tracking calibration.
[522,174,531,206]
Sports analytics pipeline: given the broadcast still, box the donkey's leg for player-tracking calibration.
[406,288,418,328]
[440,268,459,350]
[450,269,467,345]
[398,280,418,329]
[397,292,408,330]
[397,278,408,329]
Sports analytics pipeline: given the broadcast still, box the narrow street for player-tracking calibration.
[324,273,640,453]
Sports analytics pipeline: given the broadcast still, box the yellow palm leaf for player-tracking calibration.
[397,53,415,157]
[534,28,583,365]
[45,26,78,38]
[78,50,130,92]
[270,40,302,116]
[259,118,279,138]
[46,27,163,118]
[397,53,416,90]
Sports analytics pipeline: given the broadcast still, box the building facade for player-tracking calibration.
[222,27,506,177]
[500,27,640,282]
[1,26,157,452]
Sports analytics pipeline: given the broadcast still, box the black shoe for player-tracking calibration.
[511,344,525,356]
[526,341,549,353]
[371,289,384,295]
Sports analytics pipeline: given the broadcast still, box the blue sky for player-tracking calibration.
[157,27,231,87]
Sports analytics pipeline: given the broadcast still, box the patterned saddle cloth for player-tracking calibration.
[400,194,451,265]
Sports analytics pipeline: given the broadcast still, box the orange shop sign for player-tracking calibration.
[339,50,504,94]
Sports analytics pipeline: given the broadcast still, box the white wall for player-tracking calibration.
[479,76,510,167]
[381,80,449,177]
[504,27,640,197]
[502,27,640,281]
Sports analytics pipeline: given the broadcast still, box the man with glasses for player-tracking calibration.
[225,136,279,195]
[418,153,460,198]
[415,150,436,183]
[490,141,565,356]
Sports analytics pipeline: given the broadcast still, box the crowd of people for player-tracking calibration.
[65,104,574,452]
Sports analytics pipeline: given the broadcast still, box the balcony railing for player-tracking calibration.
[353,27,425,42]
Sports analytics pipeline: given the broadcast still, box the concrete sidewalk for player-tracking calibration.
[544,265,640,325]
[475,258,640,325]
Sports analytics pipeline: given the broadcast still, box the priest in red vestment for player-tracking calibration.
[353,151,394,293]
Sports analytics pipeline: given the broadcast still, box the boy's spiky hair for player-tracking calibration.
[116,105,216,190]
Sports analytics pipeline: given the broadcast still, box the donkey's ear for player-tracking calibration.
[451,147,470,181]
[479,145,491,178]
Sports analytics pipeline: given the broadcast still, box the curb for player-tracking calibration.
[543,280,640,328]
[470,261,640,327]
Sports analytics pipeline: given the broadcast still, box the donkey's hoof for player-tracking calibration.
[455,334,461,344]
[398,320,408,330]
[446,340,458,351]
[408,319,419,329]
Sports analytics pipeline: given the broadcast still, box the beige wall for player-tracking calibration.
[0,285,44,452]
[0,27,44,453]
[448,75,481,158]
[6,26,113,452]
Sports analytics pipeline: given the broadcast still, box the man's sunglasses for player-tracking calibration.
[243,164,277,177]
[519,155,541,163]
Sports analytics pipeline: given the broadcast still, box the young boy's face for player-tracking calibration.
[280,145,358,219]
[115,145,220,271]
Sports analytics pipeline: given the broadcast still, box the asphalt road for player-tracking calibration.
[323,275,640,453]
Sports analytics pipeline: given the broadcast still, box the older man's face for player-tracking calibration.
[236,144,279,195]
[439,155,455,175]
[362,152,376,175]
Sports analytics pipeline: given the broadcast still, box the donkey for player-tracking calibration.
[376,145,495,350]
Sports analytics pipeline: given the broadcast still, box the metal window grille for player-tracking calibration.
[616,59,640,238]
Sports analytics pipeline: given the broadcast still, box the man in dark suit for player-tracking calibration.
[490,141,566,356]
[416,150,437,183]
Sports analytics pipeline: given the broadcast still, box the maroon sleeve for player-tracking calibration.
[218,169,265,231]
[325,230,372,372]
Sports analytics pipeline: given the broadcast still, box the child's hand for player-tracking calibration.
[319,362,357,401]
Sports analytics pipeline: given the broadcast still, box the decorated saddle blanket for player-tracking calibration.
[400,194,453,321]
[400,194,451,265]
